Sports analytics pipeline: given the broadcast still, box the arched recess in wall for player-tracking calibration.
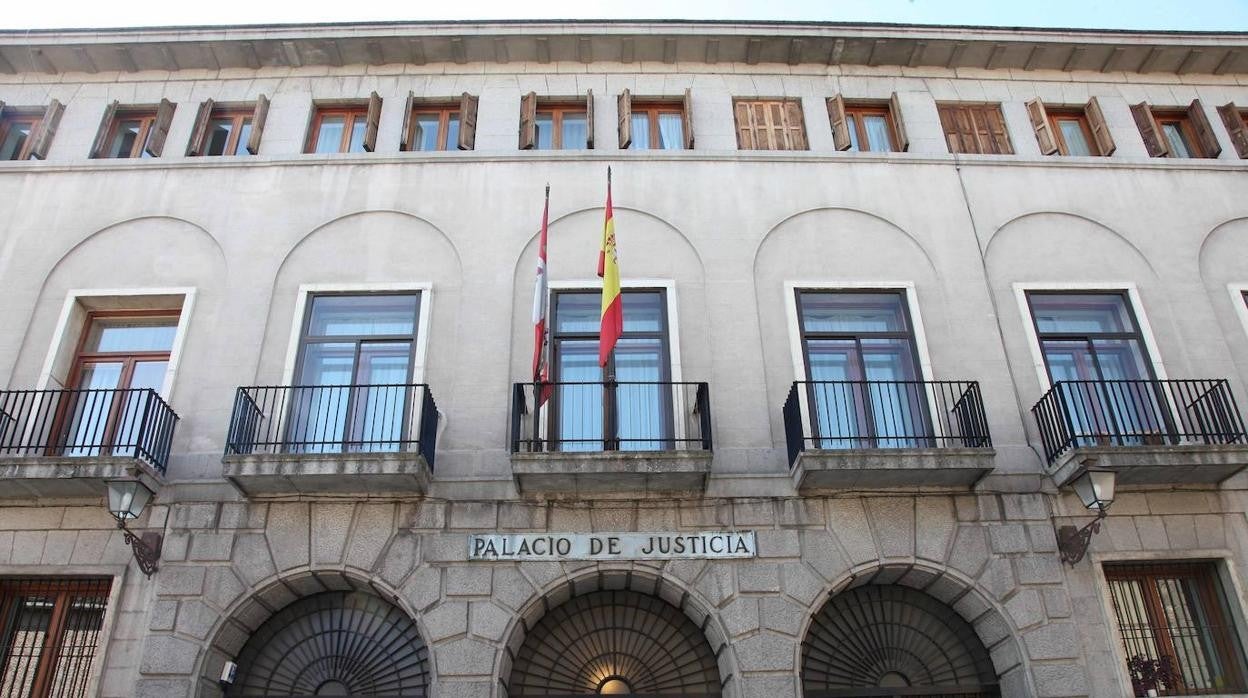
[751,208,943,454]
[498,568,732,697]
[507,206,708,381]
[799,563,1032,697]
[1197,218,1248,364]
[255,210,464,383]
[15,216,228,387]
[195,569,434,697]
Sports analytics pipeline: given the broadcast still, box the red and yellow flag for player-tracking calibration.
[598,169,622,367]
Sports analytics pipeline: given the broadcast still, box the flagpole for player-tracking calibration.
[603,167,617,449]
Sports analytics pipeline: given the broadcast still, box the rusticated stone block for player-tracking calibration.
[377,531,419,587]
[139,635,200,674]
[156,565,205,597]
[734,632,794,672]
[867,497,915,559]
[469,600,512,640]
[988,524,1029,554]
[780,562,824,607]
[424,601,469,642]
[446,565,492,596]
[449,501,497,530]
[1032,663,1090,697]
[756,529,800,559]
[826,498,878,564]
[433,637,495,676]
[1005,588,1045,630]
[230,533,276,586]
[947,526,990,578]
[1024,621,1080,660]
[760,596,806,636]
[344,504,395,570]
[719,596,759,637]
[311,503,353,565]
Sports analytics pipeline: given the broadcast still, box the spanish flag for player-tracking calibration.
[598,169,622,367]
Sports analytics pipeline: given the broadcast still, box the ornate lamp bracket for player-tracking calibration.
[1056,508,1108,566]
[115,518,162,578]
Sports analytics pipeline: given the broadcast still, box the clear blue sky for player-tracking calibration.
[6,0,1248,31]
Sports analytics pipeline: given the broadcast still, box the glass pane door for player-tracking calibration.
[350,342,412,451]
[554,340,602,451]
[615,338,668,451]
[64,363,123,456]
[110,361,167,457]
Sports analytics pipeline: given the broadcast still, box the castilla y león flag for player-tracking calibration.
[531,185,551,400]
[597,170,622,367]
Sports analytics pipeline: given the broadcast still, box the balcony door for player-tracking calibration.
[796,291,930,448]
[549,290,671,451]
[1027,292,1165,443]
[291,294,420,452]
[62,312,178,457]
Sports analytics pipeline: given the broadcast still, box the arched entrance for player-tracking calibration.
[507,588,722,696]
[227,589,430,696]
[802,584,1000,697]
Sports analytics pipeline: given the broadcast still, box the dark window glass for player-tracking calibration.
[0,117,37,160]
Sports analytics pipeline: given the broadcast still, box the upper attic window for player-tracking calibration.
[519,91,595,151]
[91,100,175,159]
[937,103,1013,155]
[1132,100,1221,159]
[733,99,808,151]
[306,93,382,154]
[187,96,270,156]
[0,100,62,161]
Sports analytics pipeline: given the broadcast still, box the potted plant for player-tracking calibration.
[1127,654,1177,697]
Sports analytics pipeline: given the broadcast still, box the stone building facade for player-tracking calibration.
[0,19,1247,698]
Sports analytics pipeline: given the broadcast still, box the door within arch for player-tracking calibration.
[228,590,430,696]
[802,584,1000,697]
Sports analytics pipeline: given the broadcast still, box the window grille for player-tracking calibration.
[0,578,111,698]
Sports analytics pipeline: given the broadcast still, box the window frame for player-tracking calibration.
[102,110,158,159]
[1047,108,1101,156]
[0,577,114,698]
[199,107,254,157]
[66,309,180,394]
[291,292,423,389]
[937,102,1014,155]
[1152,110,1207,158]
[843,103,899,153]
[1102,560,1248,696]
[305,105,370,154]
[533,102,589,151]
[733,98,808,151]
[627,101,686,150]
[793,289,923,387]
[0,111,41,161]
[405,103,460,152]
[1228,284,1248,347]
[1024,290,1157,386]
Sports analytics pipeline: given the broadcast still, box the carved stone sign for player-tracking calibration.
[467,530,757,561]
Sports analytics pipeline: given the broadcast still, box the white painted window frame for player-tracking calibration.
[36,287,198,401]
[1228,283,1248,344]
[1011,281,1168,393]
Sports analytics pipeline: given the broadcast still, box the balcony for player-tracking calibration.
[783,380,995,491]
[0,388,177,498]
[509,380,712,497]
[222,384,438,496]
[1032,379,1248,487]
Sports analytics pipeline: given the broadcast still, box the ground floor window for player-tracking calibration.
[0,578,111,698]
[1106,561,1248,696]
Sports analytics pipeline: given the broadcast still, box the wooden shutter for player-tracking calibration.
[1085,97,1116,156]
[682,88,694,150]
[145,98,175,157]
[734,101,755,149]
[889,92,909,152]
[400,91,416,151]
[91,100,119,158]
[827,94,851,151]
[986,106,1012,154]
[186,98,214,156]
[458,92,478,150]
[0,101,5,119]
[1131,102,1168,157]
[27,99,64,160]
[1218,102,1248,159]
[519,91,537,149]
[617,89,632,149]
[1187,99,1221,158]
[1025,98,1057,155]
[585,89,595,149]
[247,94,269,155]
[363,91,382,152]
[783,100,807,150]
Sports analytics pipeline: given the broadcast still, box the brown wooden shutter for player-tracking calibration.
[682,88,694,149]
[145,98,175,157]
[889,92,908,152]
[585,89,595,149]
[247,94,269,155]
[988,106,1012,154]
[734,101,754,149]
[1131,102,1168,157]
[0,101,5,119]
[91,100,119,158]
[363,91,382,152]
[1025,98,1057,155]
[617,89,632,149]
[400,91,416,151]
[1218,102,1248,159]
[1085,97,1116,156]
[827,94,850,151]
[519,91,537,149]
[1187,99,1221,158]
[186,98,214,156]
[784,100,807,150]
[458,92,478,150]
[27,99,64,160]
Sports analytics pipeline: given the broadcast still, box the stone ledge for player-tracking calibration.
[791,448,995,491]
[1050,444,1248,488]
[511,450,712,498]
[0,455,164,499]
[222,452,431,497]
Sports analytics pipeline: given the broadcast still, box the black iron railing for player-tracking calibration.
[511,381,711,453]
[1031,379,1248,465]
[225,384,439,468]
[783,380,991,466]
[0,388,179,474]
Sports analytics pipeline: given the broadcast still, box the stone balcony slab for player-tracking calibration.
[222,452,431,497]
[792,448,995,491]
[1049,444,1248,488]
[0,455,164,499]
[511,450,712,498]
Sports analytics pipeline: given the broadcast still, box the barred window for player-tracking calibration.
[1106,562,1248,696]
[0,578,111,698]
